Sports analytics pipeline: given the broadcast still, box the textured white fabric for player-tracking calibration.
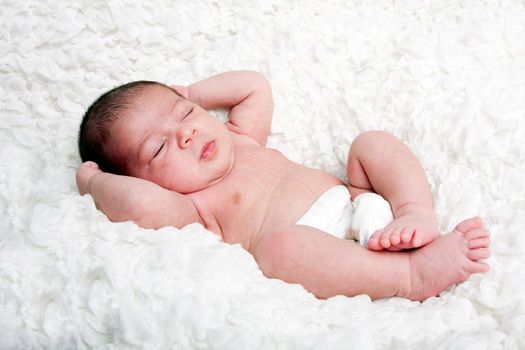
[2,1,525,349]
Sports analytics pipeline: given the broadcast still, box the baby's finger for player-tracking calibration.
[84,161,99,169]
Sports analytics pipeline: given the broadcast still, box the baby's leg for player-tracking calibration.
[76,161,202,229]
[252,217,490,301]
[347,131,438,251]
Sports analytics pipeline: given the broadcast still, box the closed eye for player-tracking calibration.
[183,107,194,120]
[153,142,165,158]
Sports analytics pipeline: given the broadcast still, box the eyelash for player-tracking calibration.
[152,107,193,160]
[183,107,194,119]
[153,141,165,158]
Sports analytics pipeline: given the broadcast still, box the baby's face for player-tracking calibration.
[112,85,235,194]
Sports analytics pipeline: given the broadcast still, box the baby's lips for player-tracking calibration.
[200,141,216,160]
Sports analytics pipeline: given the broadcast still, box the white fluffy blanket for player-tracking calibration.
[2,1,525,349]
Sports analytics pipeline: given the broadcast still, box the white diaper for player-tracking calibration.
[296,185,394,247]
[296,186,354,240]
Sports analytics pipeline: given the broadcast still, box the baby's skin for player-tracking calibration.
[368,205,439,251]
[346,132,440,251]
[77,71,491,300]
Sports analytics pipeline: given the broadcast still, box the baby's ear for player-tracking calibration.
[169,85,190,100]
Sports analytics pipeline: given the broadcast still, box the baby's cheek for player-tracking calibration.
[158,169,183,191]
[154,171,171,186]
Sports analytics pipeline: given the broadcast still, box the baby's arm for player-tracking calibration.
[173,71,273,146]
[76,162,203,229]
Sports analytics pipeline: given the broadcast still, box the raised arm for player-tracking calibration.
[173,71,273,146]
[76,162,203,230]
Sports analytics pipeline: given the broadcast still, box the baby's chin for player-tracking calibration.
[161,175,216,194]
[176,163,236,194]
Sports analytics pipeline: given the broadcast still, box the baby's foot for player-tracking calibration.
[367,205,439,251]
[76,161,102,195]
[399,216,490,301]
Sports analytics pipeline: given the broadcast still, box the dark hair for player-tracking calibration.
[78,80,167,174]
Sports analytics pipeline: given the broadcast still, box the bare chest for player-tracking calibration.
[190,143,342,252]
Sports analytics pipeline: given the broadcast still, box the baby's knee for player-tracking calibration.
[354,130,395,145]
[350,130,398,156]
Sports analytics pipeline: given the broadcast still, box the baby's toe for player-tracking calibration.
[380,237,392,249]
[467,248,490,261]
[367,231,385,251]
[400,229,414,244]
[411,231,423,247]
[465,228,490,241]
[379,229,397,249]
[469,261,491,273]
[455,217,484,234]
[468,238,490,249]
[389,232,401,246]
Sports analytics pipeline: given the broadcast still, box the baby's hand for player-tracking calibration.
[76,161,102,195]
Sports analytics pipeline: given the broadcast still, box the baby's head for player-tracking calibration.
[79,81,172,174]
[79,81,236,193]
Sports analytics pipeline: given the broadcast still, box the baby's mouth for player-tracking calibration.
[200,141,216,161]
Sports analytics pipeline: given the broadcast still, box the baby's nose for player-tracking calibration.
[177,126,197,148]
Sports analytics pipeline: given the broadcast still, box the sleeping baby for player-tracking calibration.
[76,71,491,301]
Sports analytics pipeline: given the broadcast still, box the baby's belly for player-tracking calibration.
[222,163,343,251]
[260,165,344,234]
[200,141,344,252]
